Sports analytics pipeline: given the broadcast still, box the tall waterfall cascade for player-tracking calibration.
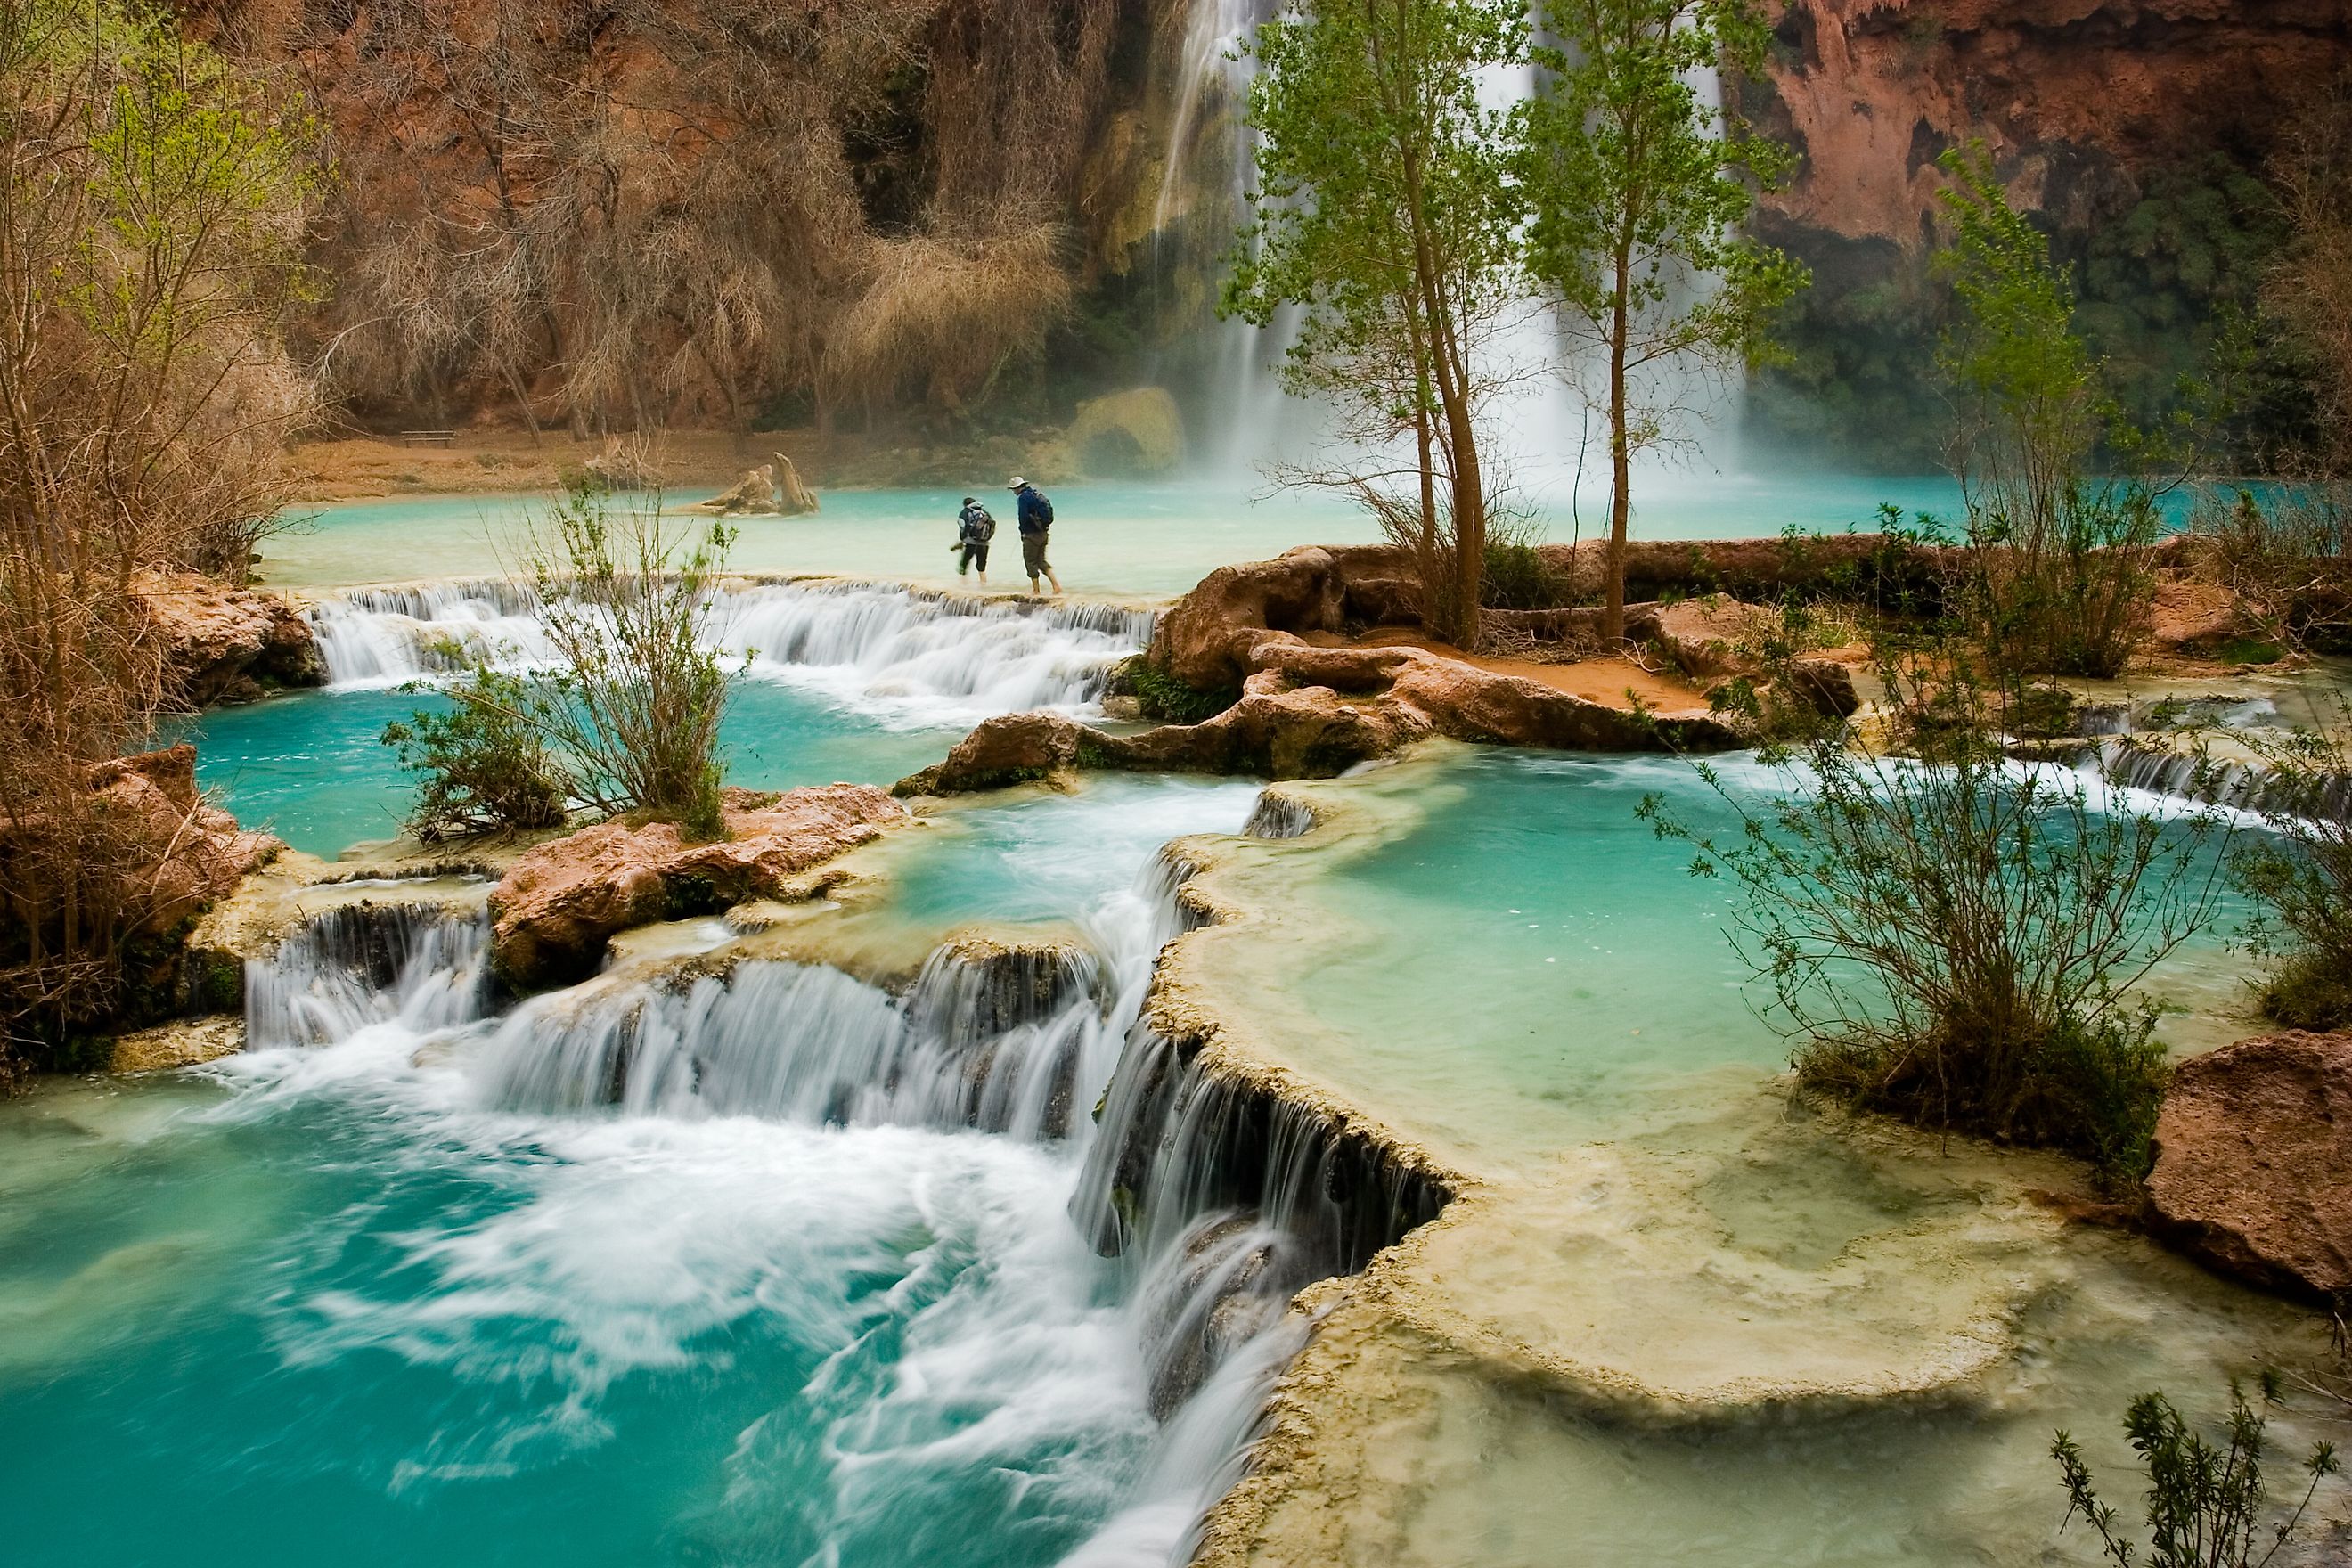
[1156,0,1741,495]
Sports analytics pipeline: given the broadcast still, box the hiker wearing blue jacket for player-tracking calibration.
[952,495,994,585]
[1008,476,1062,596]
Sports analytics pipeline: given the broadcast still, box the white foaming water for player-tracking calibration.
[305,580,552,689]
[717,581,1155,726]
[244,902,494,1049]
[209,779,1361,1564]
[305,576,1154,727]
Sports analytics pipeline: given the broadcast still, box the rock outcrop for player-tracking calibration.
[488,783,902,989]
[131,571,325,706]
[682,453,821,517]
[1069,387,1185,477]
[1150,536,1931,695]
[898,643,1743,796]
[85,744,285,934]
[2148,576,2246,654]
[2146,1030,2352,1299]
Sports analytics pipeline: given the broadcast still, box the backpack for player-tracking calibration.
[1021,487,1054,531]
[962,504,995,543]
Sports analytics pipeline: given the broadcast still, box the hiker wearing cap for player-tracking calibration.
[952,495,994,584]
[1008,476,1061,595]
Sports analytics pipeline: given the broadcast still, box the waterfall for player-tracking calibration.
[2095,738,2352,821]
[227,787,1437,1564]
[305,579,552,688]
[305,577,1156,721]
[718,581,1156,722]
[1160,0,1751,496]
[1240,788,1316,840]
[245,902,494,1049]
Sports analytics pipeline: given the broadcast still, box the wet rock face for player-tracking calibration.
[84,745,284,939]
[2147,1030,2352,1299]
[896,648,1744,795]
[132,571,325,706]
[489,783,902,990]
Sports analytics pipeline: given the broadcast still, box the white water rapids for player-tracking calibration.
[304,579,1156,727]
[219,783,1398,1565]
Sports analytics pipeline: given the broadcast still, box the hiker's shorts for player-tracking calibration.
[1021,531,1051,577]
[959,542,988,573]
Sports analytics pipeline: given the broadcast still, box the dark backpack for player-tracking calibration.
[1020,487,1054,532]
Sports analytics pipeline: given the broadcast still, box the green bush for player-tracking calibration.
[1643,656,2235,1180]
[1480,539,1577,610]
[1123,658,1238,725]
[382,664,571,842]
[2232,701,2352,1032]
[2051,1376,2339,1568]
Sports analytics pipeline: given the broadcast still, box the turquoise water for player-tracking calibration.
[173,683,957,858]
[888,777,1262,931]
[0,1055,1153,1566]
[0,767,1278,1567]
[260,475,1974,593]
[1272,749,2257,1152]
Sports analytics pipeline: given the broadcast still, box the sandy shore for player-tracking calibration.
[284,430,812,504]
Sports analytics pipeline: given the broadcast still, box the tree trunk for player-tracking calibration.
[1604,253,1632,645]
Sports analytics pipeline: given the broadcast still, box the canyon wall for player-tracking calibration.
[189,0,1226,439]
[189,0,2349,461]
[1743,0,2352,466]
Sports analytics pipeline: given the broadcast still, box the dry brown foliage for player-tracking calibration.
[2269,69,2352,470]
[0,2,318,1062]
[234,0,1154,438]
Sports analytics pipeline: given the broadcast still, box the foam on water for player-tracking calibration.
[3,776,1330,1566]
[304,577,1155,729]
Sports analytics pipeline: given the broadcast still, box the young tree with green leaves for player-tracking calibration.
[1522,0,1804,642]
[1222,0,1526,649]
[0,0,322,1057]
[385,486,741,844]
[1936,145,2167,679]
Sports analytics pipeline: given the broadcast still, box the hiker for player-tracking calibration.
[952,494,994,585]
[1008,475,1062,595]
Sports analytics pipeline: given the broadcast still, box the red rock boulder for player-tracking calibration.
[489,784,903,989]
[132,570,326,706]
[2147,1030,2352,1299]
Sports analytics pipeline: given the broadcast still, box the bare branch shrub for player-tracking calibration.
[1642,657,2237,1179]
[519,487,737,837]
[0,0,320,1064]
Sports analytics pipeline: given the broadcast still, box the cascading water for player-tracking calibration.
[304,578,1154,726]
[1156,0,1744,498]
[718,582,1156,723]
[245,902,494,1049]
[304,579,551,688]
[158,781,1415,1565]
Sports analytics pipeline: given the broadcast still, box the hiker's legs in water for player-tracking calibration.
[1020,532,1059,595]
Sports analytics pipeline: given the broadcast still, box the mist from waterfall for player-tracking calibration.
[1156,0,1745,518]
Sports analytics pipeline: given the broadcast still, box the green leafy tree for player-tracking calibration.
[380,662,570,843]
[1223,0,1526,649]
[1936,146,2169,680]
[1522,0,1805,643]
